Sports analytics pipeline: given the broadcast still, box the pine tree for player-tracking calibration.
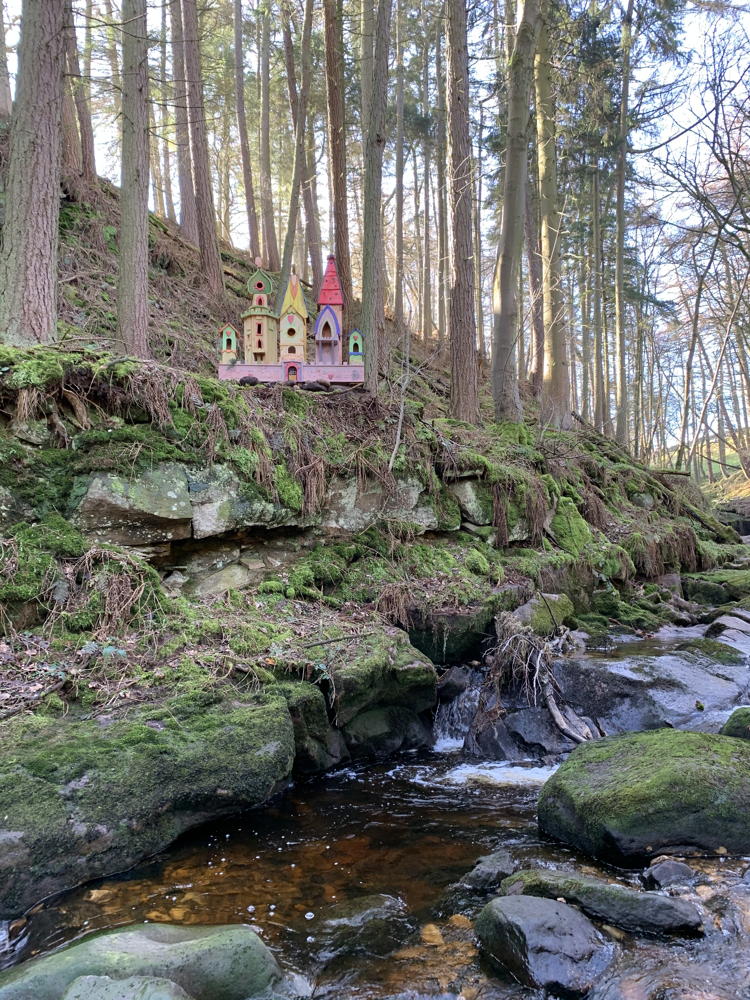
[0,0,66,346]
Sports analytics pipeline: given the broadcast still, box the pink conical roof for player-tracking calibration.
[318,255,344,306]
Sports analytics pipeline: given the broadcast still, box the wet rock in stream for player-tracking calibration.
[538,729,750,862]
[0,924,282,1000]
[475,894,616,997]
[641,859,698,890]
[501,869,704,936]
[315,894,415,966]
[61,975,194,1000]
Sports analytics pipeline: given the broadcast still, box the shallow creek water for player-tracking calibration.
[6,628,750,999]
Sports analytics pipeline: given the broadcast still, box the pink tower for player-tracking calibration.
[314,255,344,366]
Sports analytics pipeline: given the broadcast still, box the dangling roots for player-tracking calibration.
[483,612,594,745]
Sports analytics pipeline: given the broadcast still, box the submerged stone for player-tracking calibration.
[538,729,750,863]
[316,894,414,965]
[0,924,281,1000]
[501,869,703,936]
[475,895,615,997]
[61,976,194,1000]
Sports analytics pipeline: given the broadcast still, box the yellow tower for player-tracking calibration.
[278,272,308,362]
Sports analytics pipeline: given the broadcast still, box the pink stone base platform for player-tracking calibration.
[218,363,364,384]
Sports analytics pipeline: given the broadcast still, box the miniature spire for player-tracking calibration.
[318,254,344,307]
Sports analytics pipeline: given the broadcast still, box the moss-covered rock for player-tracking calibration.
[514,592,575,635]
[0,923,281,1000]
[684,570,750,604]
[720,707,750,740]
[332,630,436,725]
[0,694,295,918]
[343,705,432,756]
[61,975,193,1000]
[676,637,745,665]
[273,681,348,773]
[500,869,703,936]
[538,729,750,863]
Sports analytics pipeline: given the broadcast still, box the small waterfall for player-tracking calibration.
[433,669,483,750]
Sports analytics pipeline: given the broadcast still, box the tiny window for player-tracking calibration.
[288,345,296,354]
[256,281,264,290]
[256,322,262,335]
[225,338,231,349]
[257,339,262,349]
[257,296,265,306]
[288,366,298,381]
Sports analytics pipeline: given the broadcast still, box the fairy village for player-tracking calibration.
[217,254,364,386]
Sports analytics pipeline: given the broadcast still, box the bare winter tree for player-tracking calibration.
[0,0,66,346]
[117,0,150,358]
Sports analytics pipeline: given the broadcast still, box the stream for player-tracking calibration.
[4,627,750,999]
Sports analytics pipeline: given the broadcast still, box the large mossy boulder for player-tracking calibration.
[683,569,750,605]
[538,730,750,863]
[501,869,703,936]
[0,924,281,1000]
[0,694,295,918]
[721,706,750,740]
[475,895,615,997]
[514,592,575,636]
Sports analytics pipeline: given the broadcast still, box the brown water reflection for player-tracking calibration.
[7,752,750,999]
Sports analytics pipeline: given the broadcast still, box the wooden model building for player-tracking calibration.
[217,255,364,386]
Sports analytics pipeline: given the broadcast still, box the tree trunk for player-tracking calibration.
[281,10,322,296]
[435,17,448,349]
[524,167,544,393]
[61,78,81,179]
[447,0,479,422]
[277,0,314,306]
[422,31,433,343]
[613,0,634,445]
[160,0,176,222]
[0,1,12,119]
[491,0,540,421]
[259,4,280,270]
[117,0,150,357]
[361,0,393,394]
[64,0,96,184]
[324,0,352,327]
[171,0,198,242]
[393,0,404,332]
[591,162,606,432]
[181,0,224,296]
[234,0,260,257]
[0,0,66,346]
[535,11,570,427]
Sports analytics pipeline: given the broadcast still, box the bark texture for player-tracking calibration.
[446,0,479,422]
[491,0,541,420]
[117,0,150,358]
[0,0,66,346]
[259,4,280,270]
[181,0,224,296]
[324,0,352,327]
[171,0,198,242]
[234,0,260,257]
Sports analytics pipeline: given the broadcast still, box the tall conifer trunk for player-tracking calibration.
[181,0,224,296]
[259,4,280,270]
[234,0,260,257]
[446,0,479,422]
[0,0,66,346]
[171,0,198,242]
[117,0,150,357]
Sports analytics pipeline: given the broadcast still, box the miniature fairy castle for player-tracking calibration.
[217,255,364,386]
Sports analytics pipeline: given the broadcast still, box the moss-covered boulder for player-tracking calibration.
[501,869,703,936]
[0,924,281,1000]
[514,592,575,635]
[538,730,750,863]
[342,705,432,756]
[684,570,750,605]
[0,694,295,918]
[720,707,750,741]
[332,630,436,725]
[274,681,348,773]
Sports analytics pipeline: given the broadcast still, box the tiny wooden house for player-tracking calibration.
[278,272,308,362]
[314,255,344,366]
[348,330,363,364]
[219,323,239,364]
[242,264,278,363]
